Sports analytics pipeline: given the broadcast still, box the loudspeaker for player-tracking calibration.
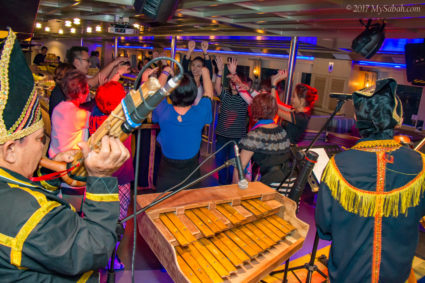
[352,19,385,59]
[405,43,425,86]
[134,0,179,23]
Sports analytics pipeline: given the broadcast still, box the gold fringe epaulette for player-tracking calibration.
[321,153,425,217]
[351,139,402,152]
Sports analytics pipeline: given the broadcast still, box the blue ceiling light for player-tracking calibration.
[115,45,154,50]
[354,60,406,69]
[163,47,314,60]
[378,38,424,53]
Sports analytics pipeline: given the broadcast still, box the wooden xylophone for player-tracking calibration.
[137,182,309,283]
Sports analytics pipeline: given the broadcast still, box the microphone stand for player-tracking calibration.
[279,97,350,283]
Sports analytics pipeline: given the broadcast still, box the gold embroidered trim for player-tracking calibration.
[0,29,15,137]
[77,270,94,283]
[8,183,47,206]
[0,168,38,188]
[9,86,37,133]
[321,153,425,217]
[0,118,44,144]
[351,139,401,151]
[11,201,60,267]
[85,192,119,202]
[371,152,386,283]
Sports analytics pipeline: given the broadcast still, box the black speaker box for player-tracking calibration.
[405,43,425,86]
[134,0,179,23]
[351,21,385,59]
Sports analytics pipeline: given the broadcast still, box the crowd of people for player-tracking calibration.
[2,28,424,283]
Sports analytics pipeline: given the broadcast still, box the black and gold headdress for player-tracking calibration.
[0,28,43,144]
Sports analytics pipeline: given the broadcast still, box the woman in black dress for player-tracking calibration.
[234,93,291,190]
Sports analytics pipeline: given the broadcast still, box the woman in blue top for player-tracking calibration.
[152,67,213,192]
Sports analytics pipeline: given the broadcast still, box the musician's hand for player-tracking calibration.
[78,136,130,178]
[53,149,79,163]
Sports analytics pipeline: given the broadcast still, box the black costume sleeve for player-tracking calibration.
[20,176,120,276]
[315,180,333,241]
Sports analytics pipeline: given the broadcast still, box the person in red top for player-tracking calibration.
[89,81,134,223]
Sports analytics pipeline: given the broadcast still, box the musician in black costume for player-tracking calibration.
[0,29,129,282]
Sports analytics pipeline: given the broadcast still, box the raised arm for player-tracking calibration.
[271,70,294,121]
[201,41,213,78]
[201,67,213,99]
[229,74,253,105]
[88,57,129,88]
[214,56,224,95]
[158,65,173,87]
[182,41,195,73]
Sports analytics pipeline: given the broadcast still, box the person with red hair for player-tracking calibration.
[89,81,134,225]
[233,93,291,191]
[271,70,318,144]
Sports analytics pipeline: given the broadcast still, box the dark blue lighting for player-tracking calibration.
[379,38,424,53]
[354,61,406,69]
[163,47,314,60]
[115,45,154,50]
[165,35,317,45]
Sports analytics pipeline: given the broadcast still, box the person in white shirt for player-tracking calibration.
[49,70,90,158]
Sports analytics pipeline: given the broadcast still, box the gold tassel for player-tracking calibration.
[321,154,425,217]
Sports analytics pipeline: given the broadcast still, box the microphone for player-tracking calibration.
[121,75,182,134]
[288,150,318,207]
[330,93,352,100]
[234,144,248,190]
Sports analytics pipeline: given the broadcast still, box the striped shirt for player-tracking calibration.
[216,89,248,139]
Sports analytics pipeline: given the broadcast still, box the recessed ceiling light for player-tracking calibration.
[44,27,50,32]
[65,21,72,27]
[133,23,140,29]
[87,27,92,33]
[71,28,76,33]
[58,29,64,34]
[95,25,102,32]
[36,23,42,29]
[73,18,80,25]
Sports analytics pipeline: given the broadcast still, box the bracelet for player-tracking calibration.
[216,74,222,78]
[162,70,170,76]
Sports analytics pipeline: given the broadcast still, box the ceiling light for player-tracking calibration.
[71,28,76,33]
[133,23,140,29]
[73,18,80,25]
[87,27,92,33]
[95,25,102,32]
[36,23,42,29]
[58,29,64,34]
[65,21,72,27]
[44,27,50,32]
